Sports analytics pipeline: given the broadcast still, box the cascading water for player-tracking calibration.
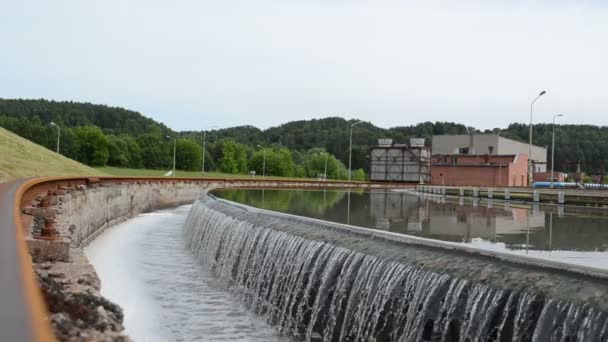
[184,196,608,342]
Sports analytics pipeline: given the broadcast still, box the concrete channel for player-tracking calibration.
[2,177,608,341]
[0,176,411,341]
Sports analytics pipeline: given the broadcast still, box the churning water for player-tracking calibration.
[184,196,608,342]
[85,205,284,342]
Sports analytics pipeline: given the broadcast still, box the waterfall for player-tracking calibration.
[184,196,608,342]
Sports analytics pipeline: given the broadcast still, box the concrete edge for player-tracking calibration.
[209,193,608,281]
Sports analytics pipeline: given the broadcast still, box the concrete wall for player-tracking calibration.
[498,136,547,171]
[59,181,213,247]
[432,134,499,155]
[24,179,411,257]
[432,135,476,154]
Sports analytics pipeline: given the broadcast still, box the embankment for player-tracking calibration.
[184,194,608,341]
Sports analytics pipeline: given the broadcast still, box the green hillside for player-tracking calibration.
[0,127,105,183]
[2,98,608,175]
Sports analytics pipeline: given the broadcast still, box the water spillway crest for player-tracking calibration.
[184,196,608,342]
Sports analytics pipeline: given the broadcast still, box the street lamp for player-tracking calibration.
[348,120,364,181]
[551,114,564,188]
[528,90,546,186]
[257,144,266,177]
[49,122,60,154]
[201,126,219,176]
[166,135,176,177]
[320,152,328,181]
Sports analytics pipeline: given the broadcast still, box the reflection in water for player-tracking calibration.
[213,189,608,269]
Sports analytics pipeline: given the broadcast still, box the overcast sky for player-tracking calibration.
[1,0,607,131]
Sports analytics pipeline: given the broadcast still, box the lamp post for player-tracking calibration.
[320,152,328,180]
[528,90,546,186]
[551,114,564,188]
[49,122,60,154]
[257,144,266,177]
[201,126,219,176]
[348,120,363,181]
[166,135,176,177]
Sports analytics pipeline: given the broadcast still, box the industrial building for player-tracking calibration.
[432,134,547,172]
[369,138,431,183]
[430,134,547,187]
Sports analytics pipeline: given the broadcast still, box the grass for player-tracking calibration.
[0,127,106,183]
[95,166,323,181]
[0,127,347,183]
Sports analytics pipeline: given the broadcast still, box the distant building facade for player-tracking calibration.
[431,154,528,187]
[430,134,547,187]
[533,172,566,183]
[369,138,431,183]
[432,134,547,172]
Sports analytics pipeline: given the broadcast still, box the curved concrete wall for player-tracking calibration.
[206,194,608,308]
[186,195,608,340]
[1,176,410,341]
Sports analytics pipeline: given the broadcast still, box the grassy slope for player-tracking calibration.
[0,127,105,183]
[96,166,323,181]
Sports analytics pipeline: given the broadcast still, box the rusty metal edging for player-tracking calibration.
[1,176,412,341]
[1,178,55,342]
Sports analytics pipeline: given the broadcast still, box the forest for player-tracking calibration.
[1,98,607,179]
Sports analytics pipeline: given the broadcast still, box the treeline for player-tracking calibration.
[2,98,608,175]
[492,123,608,174]
[0,100,364,179]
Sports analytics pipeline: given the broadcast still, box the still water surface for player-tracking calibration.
[213,188,608,269]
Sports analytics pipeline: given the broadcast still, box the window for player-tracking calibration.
[458,147,469,154]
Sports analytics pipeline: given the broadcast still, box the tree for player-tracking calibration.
[249,147,295,177]
[176,138,202,171]
[137,134,170,169]
[73,126,109,166]
[107,135,130,167]
[351,168,367,181]
[121,135,143,168]
[301,149,346,179]
[217,140,248,174]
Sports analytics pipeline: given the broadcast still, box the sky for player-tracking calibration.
[1,0,607,131]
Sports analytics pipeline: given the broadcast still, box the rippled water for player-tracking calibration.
[85,205,284,342]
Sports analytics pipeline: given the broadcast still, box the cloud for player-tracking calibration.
[1,0,607,130]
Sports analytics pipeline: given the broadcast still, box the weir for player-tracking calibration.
[185,194,608,342]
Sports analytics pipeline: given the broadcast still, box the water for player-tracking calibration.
[184,196,608,341]
[85,205,284,342]
[213,188,608,269]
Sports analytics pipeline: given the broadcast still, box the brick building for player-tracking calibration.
[431,154,529,187]
[430,134,547,187]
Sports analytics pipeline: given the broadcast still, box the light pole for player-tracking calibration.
[348,120,363,181]
[201,126,219,176]
[257,144,266,177]
[49,122,60,154]
[166,135,176,177]
[528,90,546,186]
[551,114,564,188]
[320,152,328,180]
